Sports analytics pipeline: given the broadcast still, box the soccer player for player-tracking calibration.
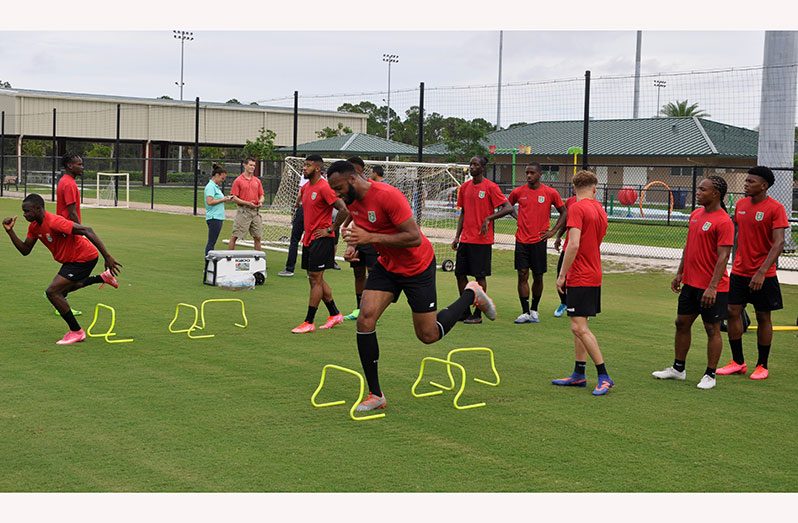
[3,194,121,345]
[717,166,789,380]
[228,157,264,251]
[327,160,496,412]
[508,163,567,324]
[291,155,349,334]
[57,153,83,223]
[552,170,614,396]
[341,156,379,321]
[452,156,513,324]
[370,165,385,183]
[553,193,577,318]
[653,176,734,390]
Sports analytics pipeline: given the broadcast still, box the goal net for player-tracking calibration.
[261,157,468,269]
[93,172,130,208]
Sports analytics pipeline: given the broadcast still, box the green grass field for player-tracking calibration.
[0,197,796,492]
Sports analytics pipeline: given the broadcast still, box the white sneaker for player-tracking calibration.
[278,270,294,277]
[652,366,686,380]
[514,313,532,324]
[529,310,540,323]
[696,375,716,390]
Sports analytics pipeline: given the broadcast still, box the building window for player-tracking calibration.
[670,166,702,177]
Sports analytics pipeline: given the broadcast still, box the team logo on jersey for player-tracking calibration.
[311,192,317,200]
[478,190,486,199]
[538,195,545,203]
[45,233,53,242]
[755,211,764,221]
[702,221,712,231]
[368,211,376,223]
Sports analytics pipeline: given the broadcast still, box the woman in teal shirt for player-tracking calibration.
[204,164,232,255]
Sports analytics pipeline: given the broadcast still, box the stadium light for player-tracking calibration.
[382,54,399,141]
[173,30,194,101]
[654,79,667,117]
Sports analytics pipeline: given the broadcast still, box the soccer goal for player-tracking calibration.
[93,172,130,208]
[261,157,468,270]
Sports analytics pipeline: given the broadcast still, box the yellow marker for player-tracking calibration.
[311,364,385,421]
[86,303,133,344]
[748,325,798,332]
[412,357,485,410]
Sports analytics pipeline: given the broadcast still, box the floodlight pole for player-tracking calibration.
[383,54,399,141]
[174,30,193,173]
[654,79,666,117]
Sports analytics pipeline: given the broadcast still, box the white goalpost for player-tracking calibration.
[92,172,130,208]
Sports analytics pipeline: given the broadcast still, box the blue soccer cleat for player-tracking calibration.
[592,375,615,396]
[551,374,587,387]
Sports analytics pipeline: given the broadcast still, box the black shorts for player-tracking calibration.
[514,240,548,273]
[350,243,379,269]
[677,284,729,323]
[301,237,336,272]
[728,274,783,312]
[365,258,437,313]
[454,243,492,277]
[58,257,98,282]
[566,286,601,317]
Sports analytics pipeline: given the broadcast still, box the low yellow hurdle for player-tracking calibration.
[311,364,385,421]
[428,347,500,391]
[86,303,134,344]
[411,357,485,410]
[168,299,247,339]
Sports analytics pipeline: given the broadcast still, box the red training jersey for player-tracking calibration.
[565,198,607,287]
[231,174,264,205]
[348,181,435,277]
[27,211,98,264]
[683,207,734,292]
[732,196,789,278]
[56,174,81,222]
[456,178,508,245]
[509,183,564,244]
[301,177,338,247]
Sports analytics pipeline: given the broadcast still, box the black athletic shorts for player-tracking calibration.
[728,273,783,312]
[454,243,492,277]
[365,257,437,313]
[566,286,601,317]
[514,240,548,273]
[677,284,729,323]
[349,243,379,269]
[301,237,336,272]
[58,257,98,282]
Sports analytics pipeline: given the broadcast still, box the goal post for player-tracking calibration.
[261,157,468,270]
[93,172,130,208]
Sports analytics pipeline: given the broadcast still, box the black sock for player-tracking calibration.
[438,289,476,337]
[60,310,81,331]
[81,275,103,286]
[520,297,530,314]
[673,359,686,373]
[472,308,482,319]
[530,295,541,312]
[558,290,567,305]
[756,344,771,368]
[305,306,318,324]
[357,330,381,397]
[729,338,745,364]
[356,293,362,309]
[323,299,339,316]
[705,367,716,379]
[573,361,587,376]
[595,363,608,376]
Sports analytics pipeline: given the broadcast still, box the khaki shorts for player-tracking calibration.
[231,206,262,239]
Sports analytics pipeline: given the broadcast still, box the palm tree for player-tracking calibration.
[659,99,710,118]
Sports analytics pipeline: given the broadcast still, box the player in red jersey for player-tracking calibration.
[327,160,497,412]
[452,156,513,324]
[553,194,577,317]
[552,170,614,396]
[508,163,567,324]
[57,153,83,223]
[717,166,789,380]
[291,155,349,334]
[653,176,734,390]
[3,194,121,345]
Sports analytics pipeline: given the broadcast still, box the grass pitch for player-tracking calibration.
[0,197,796,492]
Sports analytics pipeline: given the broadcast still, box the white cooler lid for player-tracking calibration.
[206,250,264,259]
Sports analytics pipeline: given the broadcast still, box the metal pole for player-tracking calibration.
[691,165,698,210]
[582,71,590,170]
[417,82,424,163]
[292,90,298,157]
[51,108,56,202]
[633,31,642,118]
[193,97,199,216]
[386,63,391,140]
[496,30,503,130]
[115,103,121,206]
[0,111,4,197]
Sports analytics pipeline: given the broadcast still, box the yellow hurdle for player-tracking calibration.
[411,357,486,410]
[86,303,133,344]
[428,347,500,391]
[311,364,385,421]
[199,299,248,331]
[168,303,213,339]
[748,325,798,332]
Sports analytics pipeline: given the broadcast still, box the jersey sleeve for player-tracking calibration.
[383,187,414,225]
[50,214,75,235]
[508,187,519,205]
[550,187,564,208]
[717,216,735,246]
[320,182,338,205]
[566,203,584,231]
[772,202,790,229]
[488,182,508,208]
[456,183,465,209]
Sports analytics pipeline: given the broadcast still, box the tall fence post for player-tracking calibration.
[0,111,5,197]
[115,103,121,206]
[582,70,590,170]
[691,165,698,210]
[292,91,298,157]
[417,82,424,163]
[51,108,57,202]
[193,97,200,216]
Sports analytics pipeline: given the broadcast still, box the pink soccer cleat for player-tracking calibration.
[319,313,344,330]
[291,321,315,334]
[355,392,387,412]
[56,329,86,345]
[716,360,747,376]
[749,365,769,380]
[99,269,119,289]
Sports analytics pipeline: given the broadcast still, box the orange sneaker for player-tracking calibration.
[291,321,315,334]
[749,365,769,380]
[355,392,387,412]
[99,269,119,289]
[319,313,344,330]
[716,360,747,376]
